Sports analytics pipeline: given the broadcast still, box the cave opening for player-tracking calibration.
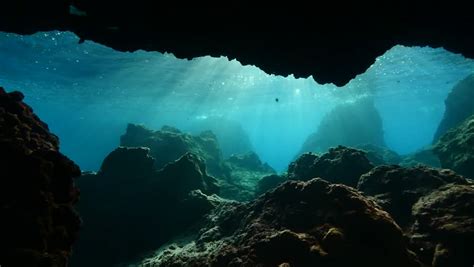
[1,30,473,173]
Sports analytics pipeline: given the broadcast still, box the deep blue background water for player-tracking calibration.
[1,31,473,171]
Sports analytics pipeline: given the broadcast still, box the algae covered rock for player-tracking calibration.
[433,114,474,178]
[298,97,385,154]
[400,147,441,168]
[433,73,474,142]
[73,147,221,266]
[289,146,374,187]
[355,143,402,165]
[0,88,81,267]
[141,178,421,267]
[410,184,474,266]
[255,174,288,196]
[220,152,276,201]
[120,123,230,178]
[358,165,468,228]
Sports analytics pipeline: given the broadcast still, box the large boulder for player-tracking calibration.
[400,147,441,168]
[298,97,385,154]
[0,88,81,267]
[140,178,421,267]
[255,174,289,196]
[433,73,474,142]
[358,165,468,228]
[72,147,222,266]
[410,184,474,267]
[433,114,474,179]
[120,123,230,178]
[289,146,374,187]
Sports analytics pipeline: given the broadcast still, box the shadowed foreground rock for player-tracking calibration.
[289,146,374,187]
[434,114,474,179]
[358,165,468,228]
[140,178,421,267]
[0,88,81,267]
[410,184,474,267]
[73,147,222,266]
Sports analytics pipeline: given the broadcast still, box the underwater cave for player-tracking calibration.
[1,3,474,267]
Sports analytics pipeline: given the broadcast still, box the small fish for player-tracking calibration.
[275,98,279,103]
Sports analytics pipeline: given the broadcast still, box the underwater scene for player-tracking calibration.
[1,31,474,267]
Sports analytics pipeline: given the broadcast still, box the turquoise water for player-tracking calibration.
[1,31,473,171]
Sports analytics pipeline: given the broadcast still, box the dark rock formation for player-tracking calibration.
[142,178,421,267]
[410,184,474,266]
[433,73,474,142]
[120,123,230,178]
[188,117,253,158]
[400,147,441,168]
[433,115,474,178]
[355,143,402,165]
[289,146,374,187]
[0,88,81,267]
[255,174,288,196]
[357,165,468,228]
[298,98,385,154]
[2,3,474,86]
[220,152,276,201]
[72,147,221,266]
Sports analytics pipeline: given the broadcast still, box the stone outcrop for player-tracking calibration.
[298,98,385,154]
[289,146,374,187]
[0,88,81,267]
[355,143,402,165]
[410,184,474,266]
[220,152,276,201]
[433,73,474,142]
[255,174,288,196]
[120,123,230,178]
[433,114,474,178]
[140,178,421,267]
[400,147,441,168]
[357,165,468,228]
[72,147,221,266]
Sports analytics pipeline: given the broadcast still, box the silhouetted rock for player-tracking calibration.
[298,98,385,154]
[433,115,474,178]
[355,143,402,165]
[433,73,474,142]
[410,184,474,266]
[142,178,421,267]
[400,147,441,168]
[255,174,288,196]
[73,147,221,266]
[0,88,81,267]
[120,123,230,178]
[188,116,254,157]
[220,152,276,201]
[289,146,374,187]
[358,165,468,228]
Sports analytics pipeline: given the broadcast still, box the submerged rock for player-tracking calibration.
[73,147,222,266]
[0,88,81,267]
[141,178,421,267]
[433,73,474,142]
[220,152,276,201]
[355,143,402,165]
[400,147,441,168]
[410,184,474,266]
[289,146,374,187]
[433,114,474,178]
[120,123,230,178]
[358,165,468,228]
[187,116,254,158]
[298,97,385,154]
[255,174,288,196]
